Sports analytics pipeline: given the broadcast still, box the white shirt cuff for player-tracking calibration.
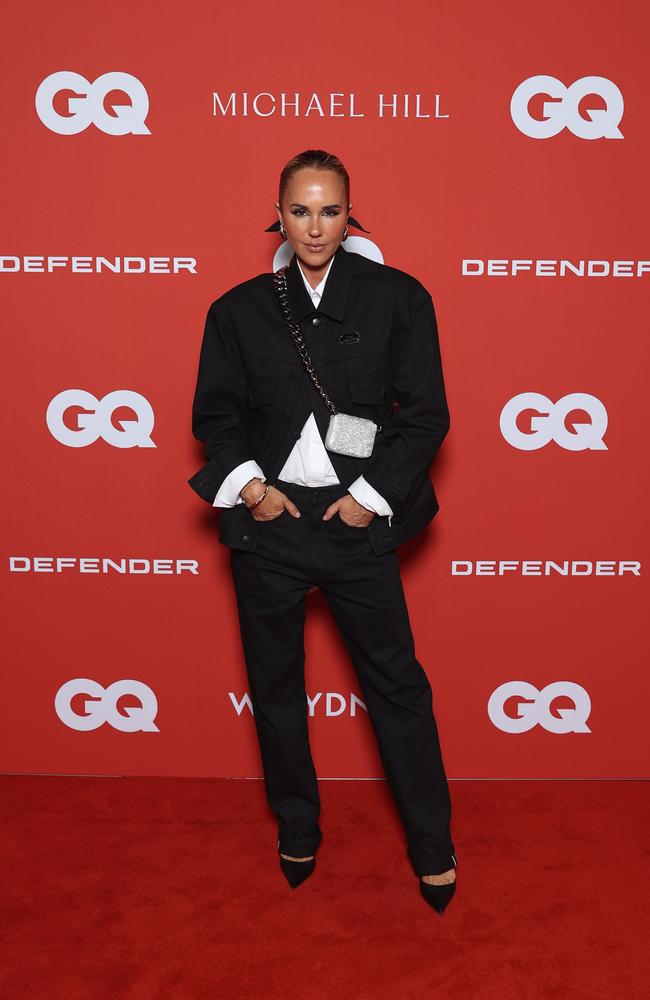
[347,476,394,528]
[213,460,266,507]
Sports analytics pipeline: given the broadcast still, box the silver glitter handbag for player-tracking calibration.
[273,265,380,458]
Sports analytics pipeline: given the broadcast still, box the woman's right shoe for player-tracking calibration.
[279,854,316,889]
[419,876,456,915]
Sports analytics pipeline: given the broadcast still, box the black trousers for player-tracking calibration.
[228,477,458,876]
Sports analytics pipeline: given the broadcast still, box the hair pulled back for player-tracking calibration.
[278,149,350,208]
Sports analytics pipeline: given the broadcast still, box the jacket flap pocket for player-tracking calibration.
[348,370,390,404]
[247,376,276,407]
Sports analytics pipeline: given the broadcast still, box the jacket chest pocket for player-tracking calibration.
[348,369,391,405]
[246,376,277,408]
[245,375,277,459]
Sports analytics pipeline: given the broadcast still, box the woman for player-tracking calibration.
[188,149,458,914]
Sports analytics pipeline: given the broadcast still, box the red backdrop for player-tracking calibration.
[3,1,648,778]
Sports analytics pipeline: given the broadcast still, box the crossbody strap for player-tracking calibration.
[273,266,338,415]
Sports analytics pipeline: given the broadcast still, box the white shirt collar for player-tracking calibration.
[296,253,336,308]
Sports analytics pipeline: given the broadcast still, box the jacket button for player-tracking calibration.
[312,316,321,325]
[242,535,250,543]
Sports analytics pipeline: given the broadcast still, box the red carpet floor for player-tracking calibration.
[1,776,647,999]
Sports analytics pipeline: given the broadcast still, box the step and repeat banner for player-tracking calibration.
[3,2,648,778]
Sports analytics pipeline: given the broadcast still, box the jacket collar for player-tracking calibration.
[284,243,353,323]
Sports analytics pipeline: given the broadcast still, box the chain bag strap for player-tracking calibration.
[273,265,379,458]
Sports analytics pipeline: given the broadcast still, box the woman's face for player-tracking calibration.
[276,168,351,273]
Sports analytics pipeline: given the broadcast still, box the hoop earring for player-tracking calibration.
[342,227,348,240]
[279,222,286,237]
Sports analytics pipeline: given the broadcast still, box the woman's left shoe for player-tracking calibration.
[279,854,316,889]
[419,873,457,915]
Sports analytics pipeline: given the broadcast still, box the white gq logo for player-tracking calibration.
[488,681,591,734]
[47,389,156,448]
[500,393,607,451]
[55,679,159,732]
[35,71,151,135]
[511,75,623,139]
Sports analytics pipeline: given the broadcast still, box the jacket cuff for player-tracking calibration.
[355,459,409,515]
[187,458,222,505]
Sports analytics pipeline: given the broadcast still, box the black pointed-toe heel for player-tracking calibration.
[419,876,456,914]
[279,855,316,889]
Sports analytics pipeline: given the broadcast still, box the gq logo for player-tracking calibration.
[55,679,159,732]
[35,71,151,135]
[488,681,591,734]
[511,75,623,139]
[499,392,607,451]
[46,389,156,448]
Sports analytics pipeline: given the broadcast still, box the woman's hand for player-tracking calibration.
[322,494,376,527]
[240,481,301,522]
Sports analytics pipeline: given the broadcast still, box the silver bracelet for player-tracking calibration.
[242,478,270,510]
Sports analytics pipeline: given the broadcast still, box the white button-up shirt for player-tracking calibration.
[213,253,394,526]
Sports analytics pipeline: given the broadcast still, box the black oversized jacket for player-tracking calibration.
[188,243,450,556]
